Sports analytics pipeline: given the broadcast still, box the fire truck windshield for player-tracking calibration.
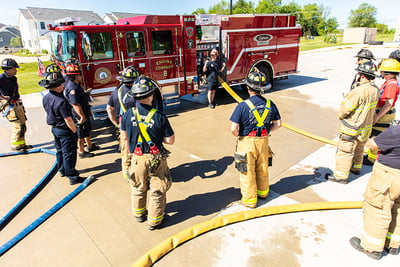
[51,31,77,61]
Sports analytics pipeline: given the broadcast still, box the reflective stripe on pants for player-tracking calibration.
[334,138,366,180]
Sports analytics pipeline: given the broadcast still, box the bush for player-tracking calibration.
[324,34,337,44]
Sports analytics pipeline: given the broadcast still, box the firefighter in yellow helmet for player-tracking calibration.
[326,61,379,184]
[364,58,400,165]
[229,71,281,208]
[120,76,175,230]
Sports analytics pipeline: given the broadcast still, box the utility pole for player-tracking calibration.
[230,0,233,15]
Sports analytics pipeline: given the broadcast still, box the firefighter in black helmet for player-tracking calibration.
[0,58,32,151]
[107,65,140,179]
[120,75,175,230]
[40,70,85,185]
[350,49,376,91]
[229,70,281,208]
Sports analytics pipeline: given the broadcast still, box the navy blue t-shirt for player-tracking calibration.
[120,103,174,154]
[64,79,91,118]
[0,72,19,100]
[230,95,281,136]
[42,90,73,128]
[375,125,400,169]
[107,84,136,120]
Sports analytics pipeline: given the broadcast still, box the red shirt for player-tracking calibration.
[378,79,399,107]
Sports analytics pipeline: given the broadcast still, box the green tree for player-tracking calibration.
[208,1,230,14]
[376,23,388,34]
[298,4,324,36]
[232,0,255,14]
[348,3,377,27]
[192,8,206,14]
[256,0,282,13]
[10,36,22,48]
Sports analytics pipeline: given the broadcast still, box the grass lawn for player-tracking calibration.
[17,61,51,95]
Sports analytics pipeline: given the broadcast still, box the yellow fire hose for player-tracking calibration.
[132,201,362,267]
[131,79,364,267]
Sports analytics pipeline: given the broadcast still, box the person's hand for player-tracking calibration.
[78,116,85,125]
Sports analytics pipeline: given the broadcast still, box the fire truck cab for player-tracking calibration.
[49,14,300,105]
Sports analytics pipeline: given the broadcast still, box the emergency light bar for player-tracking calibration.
[55,17,80,26]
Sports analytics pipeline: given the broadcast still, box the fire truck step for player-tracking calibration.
[163,93,180,106]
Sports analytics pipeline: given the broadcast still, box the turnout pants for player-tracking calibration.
[361,161,400,252]
[334,136,365,180]
[120,139,131,179]
[5,103,27,149]
[236,136,270,208]
[367,111,395,163]
[128,153,172,226]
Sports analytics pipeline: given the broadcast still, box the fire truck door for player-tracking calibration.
[224,32,249,81]
[148,27,182,98]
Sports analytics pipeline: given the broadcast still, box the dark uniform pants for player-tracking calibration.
[128,153,172,226]
[5,102,27,149]
[52,127,79,179]
[334,137,365,180]
[367,111,395,163]
[361,161,400,252]
[236,136,270,208]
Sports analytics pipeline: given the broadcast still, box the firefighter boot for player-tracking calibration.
[350,237,382,260]
[325,173,348,184]
[387,247,399,255]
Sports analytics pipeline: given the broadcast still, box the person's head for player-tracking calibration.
[129,75,160,101]
[389,49,400,63]
[210,48,218,58]
[378,58,400,80]
[117,65,140,85]
[38,71,65,91]
[64,62,82,82]
[355,49,375,62]
[356,61,378,80]
[1,58,20,77]
[245,70,271,94]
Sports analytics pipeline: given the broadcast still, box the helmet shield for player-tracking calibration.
[356,61,378,78]
[245,71,271,92]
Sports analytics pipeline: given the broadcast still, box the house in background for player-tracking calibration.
[18,7,103,53]
[102,12,145,24]
[0,25,21,53]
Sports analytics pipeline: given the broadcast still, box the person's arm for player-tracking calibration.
[231,122,239,137]
[220,62,226,72]
[120,130,129,151]
[71,104,85,124]
[365,137,379,150]
[374,98,394,124]
[270,119,282,132]
[163,134,175,145]
[106,105,118,126]
[203,60,209,73]
[64,116,77,133]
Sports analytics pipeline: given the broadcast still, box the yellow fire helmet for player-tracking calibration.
[378,58,400,73]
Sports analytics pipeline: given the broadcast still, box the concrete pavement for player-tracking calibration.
[1,43,400,266]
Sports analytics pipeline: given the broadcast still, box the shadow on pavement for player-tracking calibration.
[165,187,241,226]
[171,156,234,182]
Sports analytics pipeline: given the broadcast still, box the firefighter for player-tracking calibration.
[39,71,84,185]
[364,58,400,165]
[107,65,140,179]
[63,62,99,158]
[388,49,400,125]
[229,71,281,208]
[326,61,379,184]
[203,48,225,108]
[350,125,400,260]
[120,76,175,230]
[0,58,32,152]
[350,49,375,91]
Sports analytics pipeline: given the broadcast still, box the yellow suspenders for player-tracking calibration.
[244,99,271,137]
[133,107,160,155]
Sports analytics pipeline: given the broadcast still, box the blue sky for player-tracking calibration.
[1,0,399,29]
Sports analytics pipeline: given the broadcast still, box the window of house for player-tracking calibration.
[126,31,146,57]
[40,22,46,30]
[151,30,173,55]
[82,32,114,60]
[0,37,3,42]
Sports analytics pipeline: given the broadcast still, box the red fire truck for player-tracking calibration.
[48,14,300,105]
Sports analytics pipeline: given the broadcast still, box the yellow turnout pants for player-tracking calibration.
[5,103,27,149]
[236,136,270,208]
[334,136,365,180]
